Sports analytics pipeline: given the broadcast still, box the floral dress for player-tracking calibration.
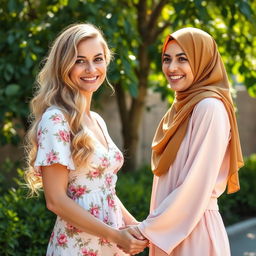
[34,107,129,256]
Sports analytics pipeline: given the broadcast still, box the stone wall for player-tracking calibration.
[235,87,256,157]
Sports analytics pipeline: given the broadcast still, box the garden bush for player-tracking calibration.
[0,155,255,255]
[0,168,54,256]
[219,154,256,225]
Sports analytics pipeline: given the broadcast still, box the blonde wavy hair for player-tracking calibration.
[25,23,112,196]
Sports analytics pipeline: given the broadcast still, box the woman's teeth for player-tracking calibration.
[170,75,183,80]
[81,76,97,81]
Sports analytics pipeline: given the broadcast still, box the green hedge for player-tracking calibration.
[0,168,54,256]
[0,155,256,255]
[219,154,256,225]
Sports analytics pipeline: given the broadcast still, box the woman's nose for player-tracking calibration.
[168,61,178,72]
[85,62,96,73]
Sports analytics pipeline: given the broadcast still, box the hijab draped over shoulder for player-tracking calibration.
[152,27,243,194]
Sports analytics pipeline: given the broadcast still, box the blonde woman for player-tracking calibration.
[25,23,147,256]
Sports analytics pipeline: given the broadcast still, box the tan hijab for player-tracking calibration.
[152,28,244,194]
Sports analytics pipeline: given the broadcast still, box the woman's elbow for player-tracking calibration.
[45,195,63,215]
[46,200,57,213]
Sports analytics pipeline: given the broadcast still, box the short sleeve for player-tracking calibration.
[34,108,75,173]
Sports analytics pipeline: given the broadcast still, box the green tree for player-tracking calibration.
[0,0,256,170]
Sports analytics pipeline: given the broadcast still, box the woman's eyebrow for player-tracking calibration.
[77,53,103,58]
[163,53,186,57]
[176,53,186,57]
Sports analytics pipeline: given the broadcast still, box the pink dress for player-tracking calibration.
[35,107,128,256]
[138,98,231,256]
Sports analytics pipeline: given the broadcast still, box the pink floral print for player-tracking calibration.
[103,213,113,226]
[86,166,105,180]
[68,185,90,200]
[100,156,110,168]
[65,223,81,237]
[54,129,70,144]
[46,150,60,165]
[82,248,98,256]
[114,151,123,162]
[37,127,48,149]
[105,174,113,187]
[107,194,116,209]
[98,237,112,247]
[57,233,68,247]
[50,113,66,125]
[89,203,101,218]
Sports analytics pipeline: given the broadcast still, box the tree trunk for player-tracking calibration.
[115,0,168,172]
[115,42,150,172]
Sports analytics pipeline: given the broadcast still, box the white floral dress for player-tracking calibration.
[35,107,129,256]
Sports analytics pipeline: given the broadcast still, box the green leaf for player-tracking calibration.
[4,64,14,81]
[247,81,256,98]
[221,7,228,17]
[239,1,252,20]
[68,0,79,9]
[25,55,33,68]
[7,0,16,12]
[194,0,202,8]
[127,82,138,97]
[5,84,20,96]
[173,2,185,13]
[7,33,15,45]
[238,64,247,74]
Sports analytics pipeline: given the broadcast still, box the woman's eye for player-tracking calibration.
[95,57,104,62]
[75,59,85,64]
[179,57,188,62]
[163,57,171,63]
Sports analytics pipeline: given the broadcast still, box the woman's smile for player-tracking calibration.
[80,76,99,83]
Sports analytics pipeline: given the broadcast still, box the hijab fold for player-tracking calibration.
[152,28,243,194]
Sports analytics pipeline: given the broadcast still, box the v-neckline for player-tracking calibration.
[87,113,110,153]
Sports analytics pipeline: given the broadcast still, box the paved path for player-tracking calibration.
[227,218,256,256]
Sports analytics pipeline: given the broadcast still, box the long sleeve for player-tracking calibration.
[138,98,230,254]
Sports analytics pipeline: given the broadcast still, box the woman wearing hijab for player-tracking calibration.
[127,27,244,255]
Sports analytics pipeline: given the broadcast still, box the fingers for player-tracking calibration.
[117,229,148,255]
[119,242,147,255]
[128,226,146,240]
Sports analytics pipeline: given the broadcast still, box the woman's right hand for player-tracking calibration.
[112,228,148,255]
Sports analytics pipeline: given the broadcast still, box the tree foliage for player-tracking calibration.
[0,0,256,169]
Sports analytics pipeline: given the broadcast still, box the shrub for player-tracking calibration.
[0,169,54,256]
[116,165,153,256]
[116,165,153,221]
[219,154,256,225]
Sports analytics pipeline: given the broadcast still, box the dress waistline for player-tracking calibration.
[206,197,219,211]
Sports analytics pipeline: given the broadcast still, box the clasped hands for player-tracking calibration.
[117,224,149,255]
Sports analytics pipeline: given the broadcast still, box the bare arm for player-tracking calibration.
[42,163,147,254]
[116,196,139,225]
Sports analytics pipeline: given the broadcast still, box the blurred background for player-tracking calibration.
[0,0,256,255]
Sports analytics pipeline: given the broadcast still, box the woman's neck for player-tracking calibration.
[81,91,93,116]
